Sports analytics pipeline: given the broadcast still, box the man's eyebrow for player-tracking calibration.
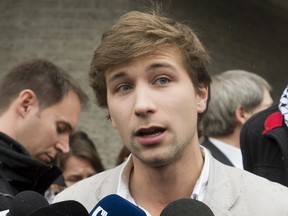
[149,62,175,70]
[107,62,176,83]
[107,71,127,84]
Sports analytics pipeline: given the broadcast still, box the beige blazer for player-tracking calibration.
[54,153,288,215]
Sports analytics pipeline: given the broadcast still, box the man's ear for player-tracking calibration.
[17,89,38,118]
[235,106,249,125]
[110,116,116,128]
[197,86,209,113]
[107,111,117,128]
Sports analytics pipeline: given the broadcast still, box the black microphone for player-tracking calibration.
[160,198,214,216]
[7,191,49,216]
[89,194,147,216]
[27,200,89,216]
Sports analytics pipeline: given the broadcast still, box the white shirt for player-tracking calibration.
[116,147,210,216]
[208,137,243,169]
[0,210,8,216]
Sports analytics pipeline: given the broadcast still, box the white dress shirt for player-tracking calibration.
[116,147,210,216]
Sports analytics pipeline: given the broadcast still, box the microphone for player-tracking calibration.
[7,191,49,216]
[89,194,147,216]
[160,198,214,216]
[27,200,89,216]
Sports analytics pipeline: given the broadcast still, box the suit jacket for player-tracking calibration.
[201,138,234,167]
[54,152,288,215]
[240,104,288,187]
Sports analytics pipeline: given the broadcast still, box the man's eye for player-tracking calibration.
[155,77,170,85]
[116,84,132,93]
[57,124,68,134]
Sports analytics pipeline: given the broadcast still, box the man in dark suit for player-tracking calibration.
[240,85,288,186]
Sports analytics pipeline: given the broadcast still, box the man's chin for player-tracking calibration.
[139,155,174,167]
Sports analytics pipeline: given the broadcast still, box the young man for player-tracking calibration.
[0,59,88,210]
[54,10,288,215]
[201,70,273,169]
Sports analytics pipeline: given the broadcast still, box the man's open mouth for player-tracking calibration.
[135,127,166,137]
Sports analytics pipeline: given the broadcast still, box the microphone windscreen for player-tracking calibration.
[27,200,89,216]
[7,191,49,216]
[160,198,214,216]
[89,194,146,216]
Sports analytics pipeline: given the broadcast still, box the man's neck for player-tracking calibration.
[213,128,241,149]
[129,146,204,215]
[0,113,17,139]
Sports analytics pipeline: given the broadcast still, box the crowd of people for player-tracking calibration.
[0,3,288,216]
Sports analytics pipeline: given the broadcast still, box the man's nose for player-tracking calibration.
[56,135,70,154]
[134,87,157,117]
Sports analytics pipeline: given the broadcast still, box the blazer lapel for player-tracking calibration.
[203,153,240,215]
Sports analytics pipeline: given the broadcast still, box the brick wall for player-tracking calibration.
[0,0,287,168]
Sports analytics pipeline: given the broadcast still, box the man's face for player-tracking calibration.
[17,91,81,163]
[106,46,208,167]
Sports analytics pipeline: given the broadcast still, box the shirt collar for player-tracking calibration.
[116,147,210,215]
[208,137,243,169]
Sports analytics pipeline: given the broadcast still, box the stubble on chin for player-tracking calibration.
[131,146,179,168]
